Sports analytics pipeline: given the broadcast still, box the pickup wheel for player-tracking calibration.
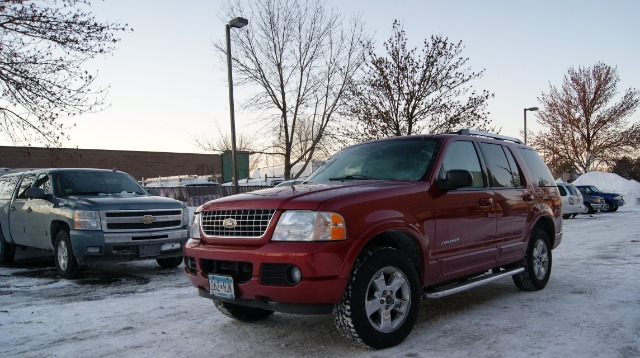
[334,247,420,349]
[601,201,611,212]
[0,229,15,263]
[156,256,183,268]
[213,300,274,321]
[54,231,82,279]
[583,203,594,214]
[610,205,619,212]
[513,228,552,291]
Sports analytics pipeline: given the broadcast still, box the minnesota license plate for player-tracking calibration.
[209,275,235,299]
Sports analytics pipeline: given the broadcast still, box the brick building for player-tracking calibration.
[0,146,222,181]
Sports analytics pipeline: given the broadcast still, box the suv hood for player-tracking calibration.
[62,194,185,210]
[199,181,422,211]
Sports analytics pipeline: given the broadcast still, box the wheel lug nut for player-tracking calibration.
[380,299,384,304]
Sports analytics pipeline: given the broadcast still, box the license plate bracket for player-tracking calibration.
[209,274,235,299]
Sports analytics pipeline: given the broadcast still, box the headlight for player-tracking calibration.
[272,211,346,242]
[73,211,101,230]
[182,207,190,226]
[190,212,201,240]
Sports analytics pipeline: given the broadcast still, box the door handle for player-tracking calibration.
[479,197,494,206]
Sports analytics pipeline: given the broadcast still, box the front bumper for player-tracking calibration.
[183,239,353,313]
[70,228,189,264]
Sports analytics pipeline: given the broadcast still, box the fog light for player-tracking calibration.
[86,246,102,254]
[287,266,302,284]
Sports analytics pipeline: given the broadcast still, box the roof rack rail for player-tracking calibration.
[454,129,523,144]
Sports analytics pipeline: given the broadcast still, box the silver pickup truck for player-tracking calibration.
[0,168,189,278]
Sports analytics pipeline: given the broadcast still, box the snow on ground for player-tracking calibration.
[1,185,640,357]
[573,171,640,207]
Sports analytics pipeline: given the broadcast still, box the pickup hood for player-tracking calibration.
[62,194,185,211]
[199,181,424,212]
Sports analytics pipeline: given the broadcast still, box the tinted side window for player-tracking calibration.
[16,174,36,199]
[479,143,523,188]
[517,148,555,187]
[557,185,567,196]
[0,176,19,200]
[439,141,485,188]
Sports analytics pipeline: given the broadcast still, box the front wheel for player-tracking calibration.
[334,247,421,349]
[601,201,611,212]
[513,228,552,291]
[54,231,82,279]
[583,203,594,214]
[156,256,183,268]
[213,300,274,321]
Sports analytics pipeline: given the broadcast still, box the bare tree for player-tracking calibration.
[530,63,640,173]
[0,0,130,146]
[217,0,367,179]
[340,20,494,143]
[192,124,264,172]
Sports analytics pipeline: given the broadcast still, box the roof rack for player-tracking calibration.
[454,129,523,144]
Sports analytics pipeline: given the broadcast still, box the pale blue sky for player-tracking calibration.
[6,0,638,153]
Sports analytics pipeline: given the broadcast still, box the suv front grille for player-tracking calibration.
[102,209,184,232]
[201,209,276,238]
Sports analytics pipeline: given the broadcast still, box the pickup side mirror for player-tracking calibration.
[25,187,47,200]
[437,169,473,191]
[146,188,160,196]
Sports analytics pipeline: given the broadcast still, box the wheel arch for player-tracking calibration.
[532,216,556,248]
[357,230,424,283]
[50,220,70,247]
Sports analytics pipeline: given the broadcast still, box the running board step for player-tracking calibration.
[424,267,525,299]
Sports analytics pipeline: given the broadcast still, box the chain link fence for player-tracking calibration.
[147,185,271,207]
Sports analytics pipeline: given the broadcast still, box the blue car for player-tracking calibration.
[576,185,625,212]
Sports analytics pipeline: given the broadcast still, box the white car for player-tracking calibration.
[557,182,585,218]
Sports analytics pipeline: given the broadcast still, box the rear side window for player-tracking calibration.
[0,176,19,200]
[479,143,523,188]
[439,141,485,188]
[557,185,567,196]
[16,174,36,199]
[517,148,556,187]
[566,185,578,196]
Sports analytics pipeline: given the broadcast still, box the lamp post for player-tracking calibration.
[226,16,248,194]
[523,106,539,145]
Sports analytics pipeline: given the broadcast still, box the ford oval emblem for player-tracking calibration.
[222,218,237,229]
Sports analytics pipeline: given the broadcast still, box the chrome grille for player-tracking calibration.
[201,209,276,238]
[101,209,184,232]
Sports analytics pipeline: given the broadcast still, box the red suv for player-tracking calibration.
[184,130,562,348]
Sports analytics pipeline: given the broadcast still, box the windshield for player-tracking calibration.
[55,171,147,197]
[306,139,438,183]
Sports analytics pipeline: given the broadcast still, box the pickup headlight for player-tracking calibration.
[73,211,101,230]
[190,212,201,240]
[272,211,346,242]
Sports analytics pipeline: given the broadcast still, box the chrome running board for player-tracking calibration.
[425,267,525,299]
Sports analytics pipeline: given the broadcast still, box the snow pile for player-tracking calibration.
[572,171,640,206]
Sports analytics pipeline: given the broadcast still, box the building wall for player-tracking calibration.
[0,146,222,181]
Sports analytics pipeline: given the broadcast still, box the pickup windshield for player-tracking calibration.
[55,171,147,197]
[307,139,438,183]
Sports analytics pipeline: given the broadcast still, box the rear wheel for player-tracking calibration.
[0,229,15,263]
[334,247,421,349]
[513,228,552,291]
[583,203,594,214]
[601,201,611,212]
[54,231,82,279]
[213,300,274,321]
[156,256,183,268]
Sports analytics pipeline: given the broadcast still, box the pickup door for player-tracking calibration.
[9,173,53,250]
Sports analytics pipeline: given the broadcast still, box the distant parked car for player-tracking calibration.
[557,182,584,218]
[581,194,607,214]
[575,185,624,212]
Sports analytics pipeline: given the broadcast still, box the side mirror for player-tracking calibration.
[146,188,160,196]
[437,169,473,191]
[25,187,47,200]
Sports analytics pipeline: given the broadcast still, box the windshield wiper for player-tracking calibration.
[329,175,377,181]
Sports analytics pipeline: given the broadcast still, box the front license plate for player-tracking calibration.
[209,275,235,299]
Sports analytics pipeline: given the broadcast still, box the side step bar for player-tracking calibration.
[424,267,525,299]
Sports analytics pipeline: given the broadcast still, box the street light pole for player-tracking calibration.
[523,106,539,145]
[226,17,248,194]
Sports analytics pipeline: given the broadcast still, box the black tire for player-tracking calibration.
[54,231,82,279]
[601,201,612,212]
[0,228,16,263]
[513,228,552,291]
[583,203,594,214]
[213,300,274,321]
[610,206,619,212]
[562,214,571,219]
[156,256,183,268]
[571,213,579,218]
[334,247,421,349]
